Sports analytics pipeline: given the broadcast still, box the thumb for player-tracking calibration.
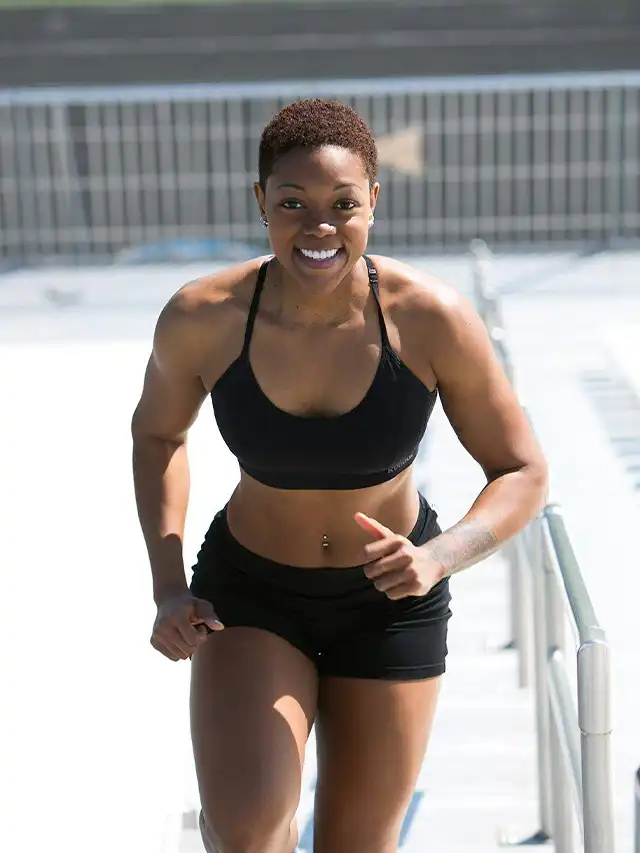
[354,512,394,540]
[192,597,224,631]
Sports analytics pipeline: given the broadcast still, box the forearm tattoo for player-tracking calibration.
[426,518,500,577]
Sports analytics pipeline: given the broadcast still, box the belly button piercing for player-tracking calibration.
[322,534,330,550]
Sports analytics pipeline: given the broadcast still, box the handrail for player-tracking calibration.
[470,240,615,853]
[540,507,614,853]
[543,506,603,645]
[635,767,640,853]
[471,239,526,685]
[3,69,640,106]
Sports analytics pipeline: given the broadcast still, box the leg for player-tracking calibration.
[190,627,318,853]
[313,675,442,853]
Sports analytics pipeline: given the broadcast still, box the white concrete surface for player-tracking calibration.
[0,251,638,853]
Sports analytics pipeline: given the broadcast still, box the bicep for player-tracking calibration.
[430,295,542,479]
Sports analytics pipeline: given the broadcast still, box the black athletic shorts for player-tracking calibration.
[189,492,452,680]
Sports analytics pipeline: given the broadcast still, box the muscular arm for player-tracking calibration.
[426,518,500,577]
[131,290,209,604]
[418,286,548,577]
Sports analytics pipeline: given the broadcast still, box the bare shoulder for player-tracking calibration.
[369,254,466,319]
[154,256,271,380]
[368,254,479,365]
[158,255,270,331]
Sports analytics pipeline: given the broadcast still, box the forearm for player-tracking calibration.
[132,435,191,604]
[426,464,548,578]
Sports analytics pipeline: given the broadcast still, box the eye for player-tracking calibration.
[335,199,358,210]
[281,199,304,210]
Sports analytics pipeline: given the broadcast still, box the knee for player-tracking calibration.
[200,806,295,853]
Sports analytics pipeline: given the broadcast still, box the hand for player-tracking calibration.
[355,512,444,600]
[150,592,224,661]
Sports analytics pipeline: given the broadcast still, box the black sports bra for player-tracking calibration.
[210,256,437,490]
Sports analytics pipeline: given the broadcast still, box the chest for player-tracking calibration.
[246,316,385,418]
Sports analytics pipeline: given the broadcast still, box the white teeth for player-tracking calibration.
[299,248,340,260]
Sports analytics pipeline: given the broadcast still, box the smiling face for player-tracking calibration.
[254,145,379,291]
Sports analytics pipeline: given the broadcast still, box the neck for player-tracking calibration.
[271,257,370,328]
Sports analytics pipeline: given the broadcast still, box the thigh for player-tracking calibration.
[313,675,442,853]
[190,627,318,849]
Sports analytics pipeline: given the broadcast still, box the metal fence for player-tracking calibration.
[473,241,615,853]
[1,70,640,265]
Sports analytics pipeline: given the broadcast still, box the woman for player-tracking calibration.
[131,99,547,853]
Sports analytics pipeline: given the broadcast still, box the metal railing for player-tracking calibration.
[470,238,529,691]
[472,240,615,853]
[635,767,640,853]
[2,69,640,264]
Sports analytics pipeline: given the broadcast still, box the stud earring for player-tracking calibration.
[260,215,268,227]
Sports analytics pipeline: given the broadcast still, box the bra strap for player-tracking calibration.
[364,255,391,349]
[241,258,270,356]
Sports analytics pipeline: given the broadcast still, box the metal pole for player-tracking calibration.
[498,537,517,652]
[491,327,515,387]
[471,241,524,666]
[605,86,625,244]
[52,103,91,258]
[544,547,574,853]
[529,515,553,839]
[512,534,530,688]
[635,766,640,853]
[578,639,615,853]
[548,651,583,821]
[470,238,492,323]
[14,106,39,263]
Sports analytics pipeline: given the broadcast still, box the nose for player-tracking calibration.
[303,219,337,237]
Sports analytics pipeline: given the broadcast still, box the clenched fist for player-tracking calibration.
[151,592,224,661]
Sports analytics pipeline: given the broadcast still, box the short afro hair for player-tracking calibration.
[258,98,378,189]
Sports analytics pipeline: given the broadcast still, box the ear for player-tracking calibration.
[370,181,380,212]
[253,182,266,217]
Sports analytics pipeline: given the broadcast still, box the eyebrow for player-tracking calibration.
[276,182,360,191]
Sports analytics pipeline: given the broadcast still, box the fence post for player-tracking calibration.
[578,638,615,853]
[635,767,640,853]
[471,240,525,668]
[470,238,493,323]
[543,537,574,852]
[510,534,530,689]
[529,514,554,839]
[606,85,625,244]
[492,323,526,678]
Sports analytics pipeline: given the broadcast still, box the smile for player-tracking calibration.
[294,247,345,270]
[298,248,341,260]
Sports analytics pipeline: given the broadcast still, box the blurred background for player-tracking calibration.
[0,2,639,853]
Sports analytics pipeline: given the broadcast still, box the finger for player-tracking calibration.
[363,536,405,560]
[164,626,198,659]
[364,552,410,580]
[192,618,224,633]
[385,582,421,601]
[174,617,203,649]
[193,624,210,641]
[154,617,198,657]
[168,636,193,660]
[151,635,181,662]
[372,568,409,593]
[354,512,395,540]
[192,599,225,632]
